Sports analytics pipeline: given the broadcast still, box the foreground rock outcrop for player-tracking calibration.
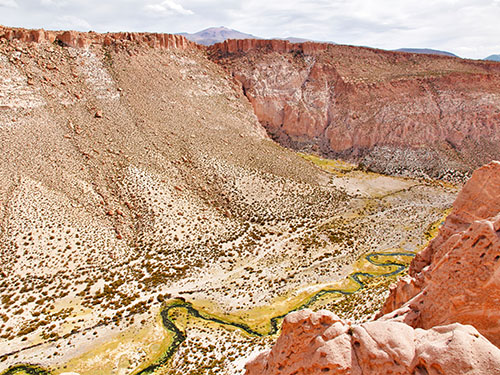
[379,161,500,346]
[246,161,500,374]
[210,40,500,180]
[246,310,500,375]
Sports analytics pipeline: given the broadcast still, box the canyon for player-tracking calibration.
[209,39,500,181]
[0,26,498,375]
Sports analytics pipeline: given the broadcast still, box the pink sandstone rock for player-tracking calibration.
[380,161,500,346]
[245,309,500,375]
[410,161,500,274]
[247,162,500,374]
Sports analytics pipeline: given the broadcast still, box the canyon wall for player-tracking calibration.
[6,27,499,182]
[0,25,198,50]
[246,161,500,374]
[210,40,500,181]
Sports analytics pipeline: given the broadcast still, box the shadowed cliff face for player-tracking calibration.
[209,40,500,181]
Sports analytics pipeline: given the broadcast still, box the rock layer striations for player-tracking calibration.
[209,40,500,180]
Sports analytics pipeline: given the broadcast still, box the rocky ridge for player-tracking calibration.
[246,161,500,374]
[211,38,329,55]
[379,161,500,347]
[0,25,197,50]
[3,27,500,183]
[209,39,500,181]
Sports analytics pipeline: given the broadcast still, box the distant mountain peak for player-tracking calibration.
[395,48,458,57]
[179,26,335,46]
[179,26,258,46]
[484,54,500,62]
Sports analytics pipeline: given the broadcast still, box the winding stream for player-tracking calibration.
[1,251,414,375]
[136,251,414,374]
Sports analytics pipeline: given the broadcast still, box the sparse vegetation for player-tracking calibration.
[0,33,457,375]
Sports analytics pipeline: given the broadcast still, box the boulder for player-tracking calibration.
[246,310,500,375]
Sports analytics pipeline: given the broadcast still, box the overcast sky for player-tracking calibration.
[0,0,498,59]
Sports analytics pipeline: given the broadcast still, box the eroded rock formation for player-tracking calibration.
[0,25,197,50]
[210,40,500,180]
[246,161,500,374]
[410,161,500,275]
[246,310,500,375]
[379,161,500,346]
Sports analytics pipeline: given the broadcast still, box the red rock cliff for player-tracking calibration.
[379,161,500,346]
[0,25,197,50]
[210,38,329,55]
[210,40,500,180]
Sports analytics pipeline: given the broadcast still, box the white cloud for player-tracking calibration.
[51,15,92,30]
[0,0,18,8]
[216,0,500,58]
[40,0,68,7]
[145,0,194,16]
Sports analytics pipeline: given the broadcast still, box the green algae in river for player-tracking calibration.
[134,251,415,374]
[0,365,50,375]
[0,251,418,375]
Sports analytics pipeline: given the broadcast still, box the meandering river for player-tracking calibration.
[0,250,415,375]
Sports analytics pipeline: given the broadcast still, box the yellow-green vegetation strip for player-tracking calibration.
[298,153,357,175]
[132,250,415,374]
[2,185,452,375]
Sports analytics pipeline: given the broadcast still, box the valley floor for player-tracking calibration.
[1,156,456,375]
